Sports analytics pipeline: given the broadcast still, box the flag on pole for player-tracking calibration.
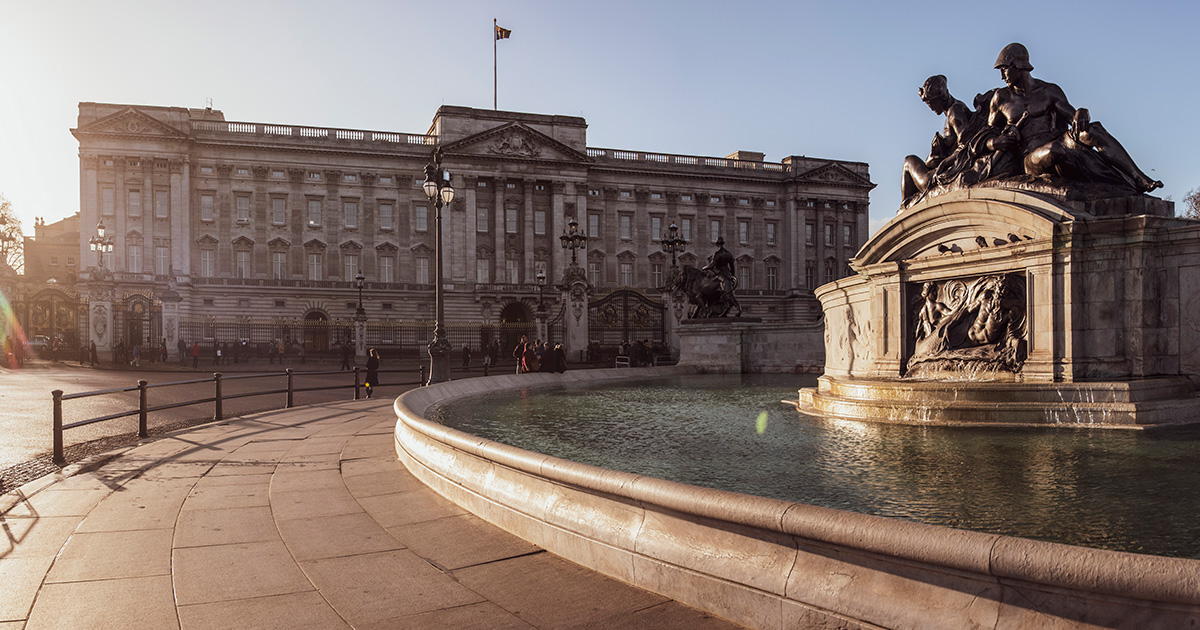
[495,24,512,40]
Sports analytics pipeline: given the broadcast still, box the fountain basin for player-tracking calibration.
[394,368,1200,629]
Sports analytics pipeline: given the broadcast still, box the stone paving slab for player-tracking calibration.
[0,398,744,629]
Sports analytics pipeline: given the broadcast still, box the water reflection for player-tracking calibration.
[433,374,1200,558]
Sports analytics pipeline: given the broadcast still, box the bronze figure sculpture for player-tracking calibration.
[673,237,742,318]
[902,43,1161,208]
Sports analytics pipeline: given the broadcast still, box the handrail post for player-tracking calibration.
[137,380,149,438]
[214,372,223,421]
[52,389,65,465]
[353,366,361,400]
[286,368,294,408]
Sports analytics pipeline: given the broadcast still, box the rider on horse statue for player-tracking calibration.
[702,236,737,298]
[672,236,742,318]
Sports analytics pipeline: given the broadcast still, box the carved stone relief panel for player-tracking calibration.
[905,273,1028,377]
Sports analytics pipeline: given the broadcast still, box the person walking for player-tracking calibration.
[512,335,527,374]
[365,348,380,399]
[461,344,472,369]
[89,340,98,367]
[269,341,278,365]
[340,342,352,370]
[177,338,187,366]
[160,338,168,364]
[190,341,200,368]
[130,343,140,367]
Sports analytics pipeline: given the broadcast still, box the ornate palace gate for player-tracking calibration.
[587,289,665,348]
[11,287,89,357]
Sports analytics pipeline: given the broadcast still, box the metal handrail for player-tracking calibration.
[50,365,428,464]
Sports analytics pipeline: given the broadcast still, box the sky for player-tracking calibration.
[2,0,1199,239]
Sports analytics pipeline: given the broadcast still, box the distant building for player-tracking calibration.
[71,102,873,360]
[23,214,81,285]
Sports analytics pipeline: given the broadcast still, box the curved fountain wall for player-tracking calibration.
[394,368,1200,630]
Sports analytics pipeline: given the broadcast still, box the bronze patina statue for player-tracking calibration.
[673,237,742,318]
[902,43,1161,208]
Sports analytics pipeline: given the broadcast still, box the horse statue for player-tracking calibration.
[671,265,741,318]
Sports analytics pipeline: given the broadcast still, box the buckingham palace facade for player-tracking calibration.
[72,102,872,360]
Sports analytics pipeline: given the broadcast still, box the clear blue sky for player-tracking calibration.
[2,0,1198,238]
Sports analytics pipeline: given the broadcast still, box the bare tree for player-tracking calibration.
[0,195,23,275]
[1183,187,1200,220]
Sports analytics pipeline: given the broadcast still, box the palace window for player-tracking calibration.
[681,194,692,202]
[236,251,250,278]
[741,264,752,289]
[739,220,750,244]
[127,244,142,273]
[680,217,692,241]
[416,256,430,284]
[766,222,777,245]
[476,207,489,232]
[476,258,490,283]
[379,202,394,230]
[805,222,814,246]
[505,258,519,284]
[710,219,722,243]
[652,263,663,287]
[201,249,215,278]
[619,215,632,240]
[307,199,321,226]
[271,198,285,225]
[127,190,141,217]
[650,192,662,200]
[588,213,600,239]
[236,167,249,176]
[534,209,546,235]
[824,224,834,247]
[379,176,393,185]
[843,225,854,247]
[767,265,778,290]
[824,259,836,283]
[343,253,358,280]
[155,190,169,218]
[620,262,633,286]
[805,262,816,289]
[620,190,632,198]
[506,208,518,234]
[588,261,601,285]
[380,255,395,283]
[272,252,286,279]
[155,246,169,275]
[651,216,662,241]
[343,200,358,229]
[200,194,214,222]
[344,173,357,183]
[272,170,285,179]
[308,253,323,280]
[414,205,427,232]
[200,166,213,175]
[102,188,115,216]
[236,195,250,222]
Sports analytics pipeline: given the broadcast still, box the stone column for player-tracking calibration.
[523,179,535,282]
[81,155,99,270]
[785,192,799,289]
[551,181,566,282]
[169,160,186,276]
[461,175,478,284]
[493,179,506,282]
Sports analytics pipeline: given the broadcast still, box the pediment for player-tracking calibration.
[855,189,1074,267]
[339,240,362,251]
[304,239,327,249]
[75,107,188,139]
[411,243,433,255]
[268,237,291,248]
[232,236,255,247]
[794,163,873,189]
[442,123,588,163]
[375,242,398,253]
[196,234,218,246]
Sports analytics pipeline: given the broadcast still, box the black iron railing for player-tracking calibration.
[49,366,426,465]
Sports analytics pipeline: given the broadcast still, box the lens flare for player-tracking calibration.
[0,291,29,369]
[755,410,769,435]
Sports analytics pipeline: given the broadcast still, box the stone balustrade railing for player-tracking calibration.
[191,119,435,146]
[587,148,787,172]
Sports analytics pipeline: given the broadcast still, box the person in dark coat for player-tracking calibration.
[365,348,380,399]
[340,342,352,370]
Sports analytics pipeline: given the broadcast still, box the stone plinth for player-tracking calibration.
[803,189,1200,428]
[676,317,762,373]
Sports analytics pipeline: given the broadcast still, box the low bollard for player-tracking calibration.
[483,364,489,377]
[52,389,64,464]
[420,364,427,386]
[138,380,149,438]
[214,372,223,421]
[286,368,294,408]
[353,366,361,400]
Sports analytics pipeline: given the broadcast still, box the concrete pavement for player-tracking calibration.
[0,397,740,629]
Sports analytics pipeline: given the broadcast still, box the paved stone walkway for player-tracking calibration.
[0,399,740,629]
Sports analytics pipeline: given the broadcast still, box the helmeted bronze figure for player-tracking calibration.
[902,43,1162,208]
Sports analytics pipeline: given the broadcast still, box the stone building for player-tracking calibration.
[23,214,82,285]
[71,102,873,361]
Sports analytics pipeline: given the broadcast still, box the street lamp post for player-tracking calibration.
[535,269,546,341]
[88,221,115,274]
[559,217,588,266]
[661,222,687,267]
[422,149,455,385]
[353,271,367,362]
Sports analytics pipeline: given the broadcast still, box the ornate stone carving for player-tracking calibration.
[552,181,566,194]
[82,155,100,169]
[570,283,587,322]
[564,201,576,214]
[360,172,377,186]
[324,170,342,184]
[288,168,305,183]
[461,175,477,188]
[451,198,466,212]
[92,304,108,343]
[251,165,269,180]
[665,190,681,202]
[216,164,234,178]
[169,160,183,174]
[906,273,1027,377]
[635,189,650,201]
[486,130,541,157]
[603,187,619,200]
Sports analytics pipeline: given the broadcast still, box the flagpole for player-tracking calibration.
[493,18,498,110]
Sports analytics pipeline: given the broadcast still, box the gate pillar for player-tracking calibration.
[563,278,589,361]
[85,280,115,363]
